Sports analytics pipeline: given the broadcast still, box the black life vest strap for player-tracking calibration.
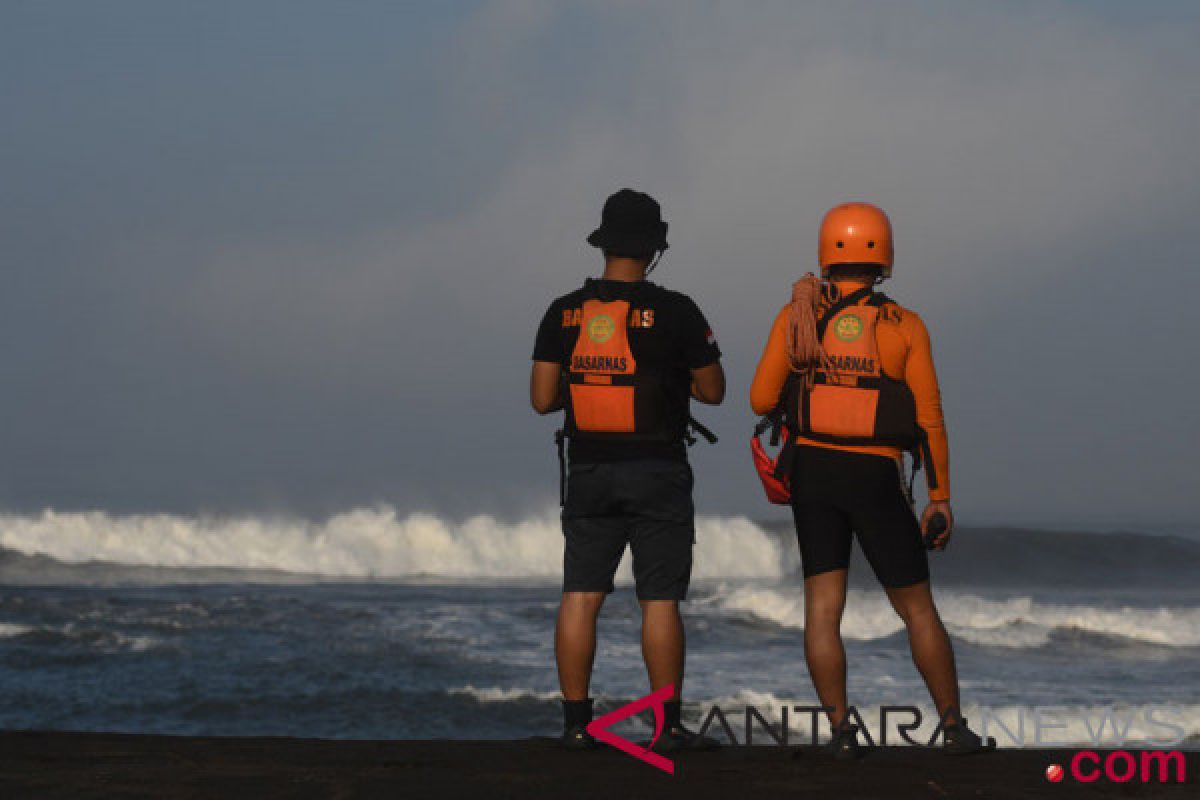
[752,403,789,479]
[771,434,795,483]
[810,373,887,389]
[753,408,782,442]
[687,415,718,446]
[584,276,650,304]
[555,428,567,506]
[769,374,800,481]
[897,428,937,506]
[567,373,639,387]
[917,426,938,491]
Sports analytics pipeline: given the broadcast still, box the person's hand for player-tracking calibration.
[921,501,954,550]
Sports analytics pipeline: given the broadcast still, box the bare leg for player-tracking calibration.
[556,592,606,701]
[885,581,960,722]
[803,569,850,727]
[639,599,685,695]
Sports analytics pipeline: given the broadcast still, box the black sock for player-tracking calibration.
[563,698,594,729]
[663,700,682,730]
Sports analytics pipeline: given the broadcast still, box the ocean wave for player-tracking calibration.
[0,622,33,638]
[9,624,163,653]
[701,585,1200,648]
[0,508,790,582]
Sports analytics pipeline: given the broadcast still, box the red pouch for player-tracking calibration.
[751,428,791,505]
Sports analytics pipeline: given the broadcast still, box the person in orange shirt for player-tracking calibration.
[750,202,992,758]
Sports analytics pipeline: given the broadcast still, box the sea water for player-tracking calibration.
[0,508,1197,746]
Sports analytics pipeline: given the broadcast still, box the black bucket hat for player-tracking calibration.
[586,189,669,255]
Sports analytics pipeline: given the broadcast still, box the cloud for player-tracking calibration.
[2,2,1196,526]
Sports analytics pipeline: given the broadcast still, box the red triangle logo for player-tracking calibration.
[586,684,675,775]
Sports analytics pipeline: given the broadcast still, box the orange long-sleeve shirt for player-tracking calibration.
[750,282,951,501]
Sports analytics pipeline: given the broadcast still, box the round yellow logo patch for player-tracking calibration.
[587,314,616,343]
[834,313,864,342]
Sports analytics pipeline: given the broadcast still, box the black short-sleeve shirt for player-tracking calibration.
[533,278,721,464]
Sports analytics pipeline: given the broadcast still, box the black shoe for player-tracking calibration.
[650,725,721,753]
[942,718,996,755]
[562,724,599,750]
[828,722,863,761]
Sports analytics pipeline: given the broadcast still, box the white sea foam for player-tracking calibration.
[0,621,159,652]
[111,633,161,653]
[0,508,788,580]
[448,685,562,704]
[0,623,33,638]
[703,585,1200,648]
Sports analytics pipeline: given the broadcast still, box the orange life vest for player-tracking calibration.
[752,288,933,505]
[790,290,920,448]
[554,283,716,505]
[564,293,674,440]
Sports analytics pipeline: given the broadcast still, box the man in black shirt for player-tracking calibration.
[531,189,725,751]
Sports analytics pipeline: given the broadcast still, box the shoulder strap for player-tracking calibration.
[580,278,640,328]
[554,428,567,506]
[816,286,875,339]
[686,415,718,445]
[867,291,895,308]
[584,277,650,302]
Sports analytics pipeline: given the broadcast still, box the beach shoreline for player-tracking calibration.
[1,731,1195,798]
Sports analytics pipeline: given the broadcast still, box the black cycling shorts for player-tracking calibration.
[562,459,695,601]
[789,445,929,589]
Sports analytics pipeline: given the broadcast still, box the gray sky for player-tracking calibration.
[3,1,1198,528]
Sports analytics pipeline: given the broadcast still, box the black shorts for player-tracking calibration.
[789,445,929,589]
[562,459,695,601]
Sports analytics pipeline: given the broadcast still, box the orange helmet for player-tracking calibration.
[818,202,894,278]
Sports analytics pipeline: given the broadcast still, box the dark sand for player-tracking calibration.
[0,732,1195,799]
